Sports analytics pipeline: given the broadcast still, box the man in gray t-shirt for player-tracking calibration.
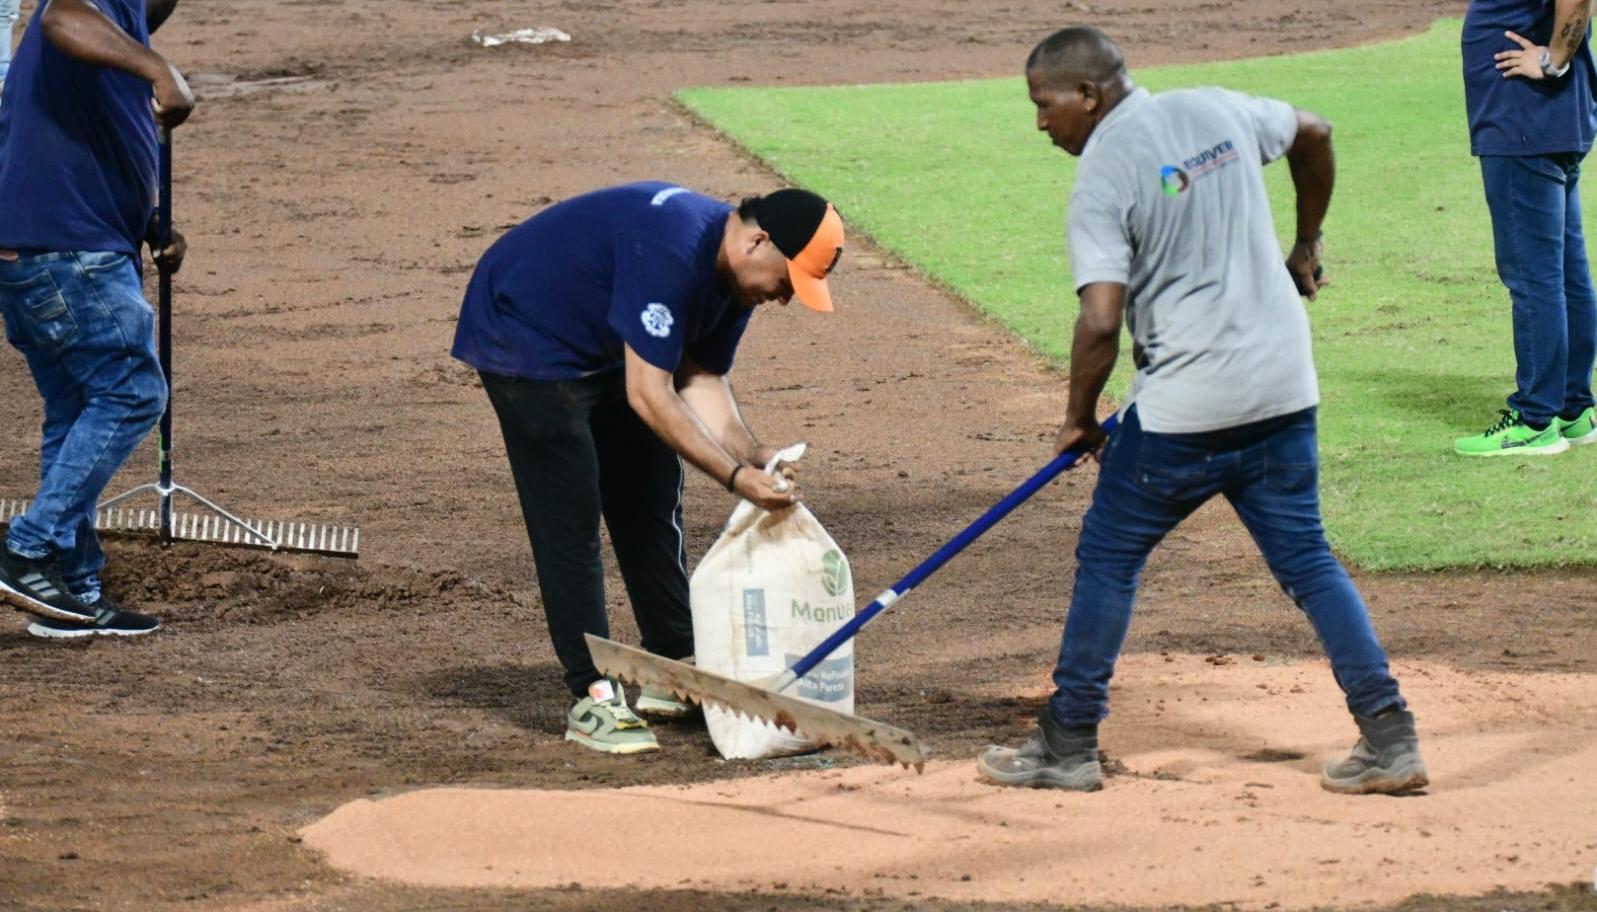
[977,27,1427,796]
[1069,84,1320,433]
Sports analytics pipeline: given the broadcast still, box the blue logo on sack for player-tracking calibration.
[742,589,768,657]
[784,653,852,703]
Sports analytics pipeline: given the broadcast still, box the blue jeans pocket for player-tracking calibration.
[1132,434,1213,501]
[0,268,79,351]
[1263,425,1318,493]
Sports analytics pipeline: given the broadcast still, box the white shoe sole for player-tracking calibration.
[26,620,159,639]
[0,579,97,624]
[635,694,696,718]
[1455,437,1571,457]
[1565,427,1597,446]
[564,730,660,754]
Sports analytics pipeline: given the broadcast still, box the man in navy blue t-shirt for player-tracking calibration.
[0,0,194,637]
[453,182,846,755]
[1456,0,1597,455]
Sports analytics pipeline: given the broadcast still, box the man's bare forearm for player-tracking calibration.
[41,0,167,81]
[1063,285,1124,428]
[1552,0,1594,68]
[1286,110,1335,243]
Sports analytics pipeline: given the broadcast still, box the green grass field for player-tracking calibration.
[680,19,1597,571]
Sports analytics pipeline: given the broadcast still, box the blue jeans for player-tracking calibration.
[0,0,17,88]
[1480,153,1597,427]
[1048,406,1405,729]
[0,250,167,602]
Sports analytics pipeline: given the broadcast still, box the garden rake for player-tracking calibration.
[2,129,359,559]
[588,414,1119,770]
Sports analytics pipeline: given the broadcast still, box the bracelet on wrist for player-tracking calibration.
[725,464,744,493]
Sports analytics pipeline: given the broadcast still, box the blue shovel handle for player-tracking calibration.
[772,413,1121,692]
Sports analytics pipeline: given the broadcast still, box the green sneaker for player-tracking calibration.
[1559,406,1597,446]
[566,680,659,754]
[1453,409,1570,457]
[635,684,697,719]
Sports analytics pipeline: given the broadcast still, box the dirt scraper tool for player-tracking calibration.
[2,129,360,558]
[588,414,1119,770]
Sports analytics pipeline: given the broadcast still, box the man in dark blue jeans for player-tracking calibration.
[979,27,1427,794]
[1455,0,1597,456]
[0,0,194,637]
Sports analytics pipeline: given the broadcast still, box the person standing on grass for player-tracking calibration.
[0,0,193,637]
[1454,0,1597,456]
[452,182,844,755]
[977,27,1428,795]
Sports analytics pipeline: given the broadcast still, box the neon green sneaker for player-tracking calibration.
[1453,409,1570,457]
[566,680,659,754]
[1559,406,1597,446]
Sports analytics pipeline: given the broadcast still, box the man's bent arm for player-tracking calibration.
[1285,109,1334,299]
[42,0,167,81]
[625,346,795,510]
[1056,281,1125,454]
[42,0,193,127]
[1285,109,1334,244]
[675,359,767,466]
[147,0,179,34]
[1552,0,1595,70]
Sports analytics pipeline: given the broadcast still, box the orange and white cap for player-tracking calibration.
[748,189,845,312]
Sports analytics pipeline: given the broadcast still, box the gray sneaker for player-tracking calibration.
[977,710,1103,791]
[1321,708,1429,795]
[635,684,696,719]
[565,680,659,755]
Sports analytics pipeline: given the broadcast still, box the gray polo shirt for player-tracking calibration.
[1068,86,1320,434]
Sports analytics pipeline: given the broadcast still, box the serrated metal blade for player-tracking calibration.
[586,635,928,771]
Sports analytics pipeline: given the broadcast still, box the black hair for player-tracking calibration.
[737,196,763,224]
[1026,26,1125,88]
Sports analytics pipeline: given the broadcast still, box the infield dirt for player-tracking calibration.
[2,2,1595,911]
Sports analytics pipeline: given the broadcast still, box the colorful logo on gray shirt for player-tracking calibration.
[1159,165,1190,196]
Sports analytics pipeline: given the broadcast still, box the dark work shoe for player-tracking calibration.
[27,595,160,639]
[1321,708,1429,795]
[0,549,95,623]
[977,709,1103,791]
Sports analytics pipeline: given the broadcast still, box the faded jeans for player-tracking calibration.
[1480,153,1597,427]
[0,250,166,602]
[0,0,19,89]
[1048,406,1405,729]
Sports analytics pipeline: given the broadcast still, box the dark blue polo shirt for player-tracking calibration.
[452,182,751,381]
[0,0,159,256]
[1464,0,1597,156]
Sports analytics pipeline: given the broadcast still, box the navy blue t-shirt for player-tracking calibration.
[1464,0,1597,156]
[0,0,159,256]
[452,182,752,380]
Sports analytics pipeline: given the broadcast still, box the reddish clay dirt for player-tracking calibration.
[2,2,1595,911]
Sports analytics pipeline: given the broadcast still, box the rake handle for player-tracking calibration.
[157,127,175,542]
[774,413,1121,691]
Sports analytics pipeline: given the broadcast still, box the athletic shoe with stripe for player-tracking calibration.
[27,595,160,639]
[0,548,96,623]
[1559,406,1597,446]
[565,679,659,754]
[1453,409,1569,457]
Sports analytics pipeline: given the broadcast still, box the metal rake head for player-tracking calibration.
[587,634,928,770]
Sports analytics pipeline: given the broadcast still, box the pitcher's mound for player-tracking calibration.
[302,655,1597,909]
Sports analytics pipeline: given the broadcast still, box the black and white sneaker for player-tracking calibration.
[26,595,160,639]
[0,548,96,623]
